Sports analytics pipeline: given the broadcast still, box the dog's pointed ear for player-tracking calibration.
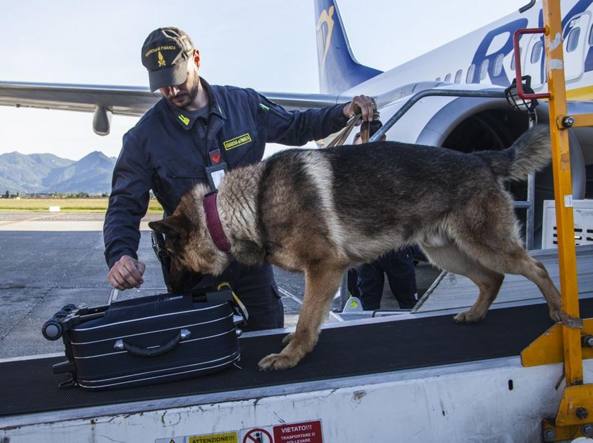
[148,215,187,240]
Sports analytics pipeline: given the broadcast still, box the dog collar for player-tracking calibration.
[203,192,231,253]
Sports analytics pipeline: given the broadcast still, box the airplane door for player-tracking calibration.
[563,13,590,82]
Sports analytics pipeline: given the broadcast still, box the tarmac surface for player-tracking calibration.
[0,211,439,359]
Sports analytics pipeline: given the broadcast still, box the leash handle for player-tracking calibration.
[326,114,361,148]
[325,109,381,148]
[359,121,371,144]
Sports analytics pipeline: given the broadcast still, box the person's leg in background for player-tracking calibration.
[357,262,385,310]
[347,268,361,297]
[381,248,418,309]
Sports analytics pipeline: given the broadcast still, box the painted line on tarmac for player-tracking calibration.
[0,213,56,227]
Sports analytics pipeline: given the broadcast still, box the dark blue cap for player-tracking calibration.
[141,27,194,92]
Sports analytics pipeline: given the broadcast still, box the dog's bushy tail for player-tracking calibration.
[474,125,551,181]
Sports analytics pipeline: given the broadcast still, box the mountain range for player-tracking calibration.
[0,151,117,194]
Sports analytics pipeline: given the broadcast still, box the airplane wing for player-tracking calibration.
[0,81,345,135]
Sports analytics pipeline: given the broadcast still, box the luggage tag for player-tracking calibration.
[206,148,227,190]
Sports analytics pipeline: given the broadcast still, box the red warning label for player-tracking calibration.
[242,428,273,443]
[273,421,322,443]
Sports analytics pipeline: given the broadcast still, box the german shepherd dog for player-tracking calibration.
[149,125,577,371]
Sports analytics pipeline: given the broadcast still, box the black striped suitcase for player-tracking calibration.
[43,290,242,390]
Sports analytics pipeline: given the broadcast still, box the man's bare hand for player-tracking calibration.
[343,95,377,122]
[108,255,146,290]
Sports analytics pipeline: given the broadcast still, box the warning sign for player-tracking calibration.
[242,428,273,443]
[273,421,323,443]
[189,432,238,443]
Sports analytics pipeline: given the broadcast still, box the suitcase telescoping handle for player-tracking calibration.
[113,328,191,358]
[108,288,119,305]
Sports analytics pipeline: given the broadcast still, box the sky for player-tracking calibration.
[0,0,522,160]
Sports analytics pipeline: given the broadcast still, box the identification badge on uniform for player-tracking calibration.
[223,133,252,150]
[206,162,227,190]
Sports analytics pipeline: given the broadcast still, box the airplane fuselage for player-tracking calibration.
[342,0,593,100]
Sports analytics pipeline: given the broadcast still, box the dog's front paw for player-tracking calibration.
[258,352,299,371]
[454,310,485,323]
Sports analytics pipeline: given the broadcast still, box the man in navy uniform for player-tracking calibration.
[104,27,375,331]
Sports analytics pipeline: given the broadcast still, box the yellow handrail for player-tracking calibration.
[543,0,583,386]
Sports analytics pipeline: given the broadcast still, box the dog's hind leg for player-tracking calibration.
[452,219,579,327]
[258,265,344,371]
[420,240,504,323]
[474,245,579,326]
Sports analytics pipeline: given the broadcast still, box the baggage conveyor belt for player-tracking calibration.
[3,298,593,418]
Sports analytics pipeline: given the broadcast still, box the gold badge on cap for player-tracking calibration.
[157,51,166,67]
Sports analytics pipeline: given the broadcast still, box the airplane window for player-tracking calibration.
[530,40,543,64]
[466,64,476,83]
[444,73,451,82]
[435,77,442,82]
[479,59,489,81]
[566,27,581,53]
[493,53,504,76]
[454,69,463,83]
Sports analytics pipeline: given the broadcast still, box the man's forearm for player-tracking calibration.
[274,103,349,146]
[103,207,143,269]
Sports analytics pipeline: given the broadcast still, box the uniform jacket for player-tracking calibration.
[104,79,348,268]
